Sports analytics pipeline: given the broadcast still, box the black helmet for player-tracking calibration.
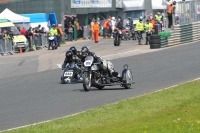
[81,46,89,57]
[65,50,73,59]
[69,46,77,55]
[173,1,176,5]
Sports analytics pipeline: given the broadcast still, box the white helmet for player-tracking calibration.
[112,17,115,20]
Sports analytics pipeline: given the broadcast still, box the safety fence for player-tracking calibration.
[30,34,48,50]
[0,39,14,56]
[0,34,49,56]
[175,0,200,26]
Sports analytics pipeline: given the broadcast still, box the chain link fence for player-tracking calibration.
[175,0,200,26]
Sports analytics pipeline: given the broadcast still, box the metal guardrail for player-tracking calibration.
[0,39,14,56]
[31,34,48,49]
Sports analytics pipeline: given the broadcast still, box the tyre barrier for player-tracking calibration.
[149,35,161,49]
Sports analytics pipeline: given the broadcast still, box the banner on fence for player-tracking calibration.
[71,0,112,8]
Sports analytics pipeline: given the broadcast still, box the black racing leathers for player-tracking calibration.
[116,22,123,30]
[62,55,81,68]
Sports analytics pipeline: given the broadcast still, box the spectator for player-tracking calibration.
[97,18,101,30]
[35,25,41,33]
[0,28,4,55]
[91,18,95,40]
[46,24,50,33]
[39,27,46,34]
[17,26,20,32]
[9,30,14,40]
[3,29,10,40]
[20,27,26,36]
[26,27,33,50]
[103,18,111,38]
[32,28,35,34]
[76,19,80,38]
[68,22,74,41]
[88,17,92,25]
[165,0,176,28]
[57,24,63,47]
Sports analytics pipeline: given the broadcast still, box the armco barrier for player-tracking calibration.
[162,22,200,47]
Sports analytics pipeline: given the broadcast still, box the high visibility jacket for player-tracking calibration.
[103,20,109,29]
[136,21,144,31]
[4,33,10,39]
[145,23,153,32]
[168,5,176,14]
[92,23,100,31]
[57,27,63,36]
[76,22,80,30]
[49,28,58,36]
[150,19,156,28]
[155,15,162,21]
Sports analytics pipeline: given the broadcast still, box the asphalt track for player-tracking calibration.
[0,40,200,131]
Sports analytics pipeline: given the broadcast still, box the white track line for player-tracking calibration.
[57,64,62,68]
[1,77,200,132]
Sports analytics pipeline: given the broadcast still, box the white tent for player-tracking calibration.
[0,8,30,23]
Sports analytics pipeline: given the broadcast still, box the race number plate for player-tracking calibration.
[64,72,73,77]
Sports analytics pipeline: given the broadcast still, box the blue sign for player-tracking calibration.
[74,0,80,4]
[93,0,98,4]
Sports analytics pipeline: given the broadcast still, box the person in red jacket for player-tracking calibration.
[20,27,26,36]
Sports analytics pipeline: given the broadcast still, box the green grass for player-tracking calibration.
[3,80,200,133]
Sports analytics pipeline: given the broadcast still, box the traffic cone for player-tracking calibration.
[19,47,22,54]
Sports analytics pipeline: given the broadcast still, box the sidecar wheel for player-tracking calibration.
[61,77,65,84]
[97,86,105,90]
[124,84,131,89]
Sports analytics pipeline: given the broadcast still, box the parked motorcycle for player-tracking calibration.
[113,28,121,46]
[61,55,83,84]
[82,56,134,91]
[122,25,131,40]
[48,36,56,50]
[131,24,136,40]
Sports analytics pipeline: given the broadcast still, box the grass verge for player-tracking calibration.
[3,80,200,133]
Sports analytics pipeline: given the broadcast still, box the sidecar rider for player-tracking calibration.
[62,50,81,68]
[80,46,117,81]
[69,46,77,55]
[62,50,82,79]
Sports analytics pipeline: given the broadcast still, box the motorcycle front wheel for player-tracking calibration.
[83,72,92,91]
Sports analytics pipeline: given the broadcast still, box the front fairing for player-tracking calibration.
[62,63,80,79]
